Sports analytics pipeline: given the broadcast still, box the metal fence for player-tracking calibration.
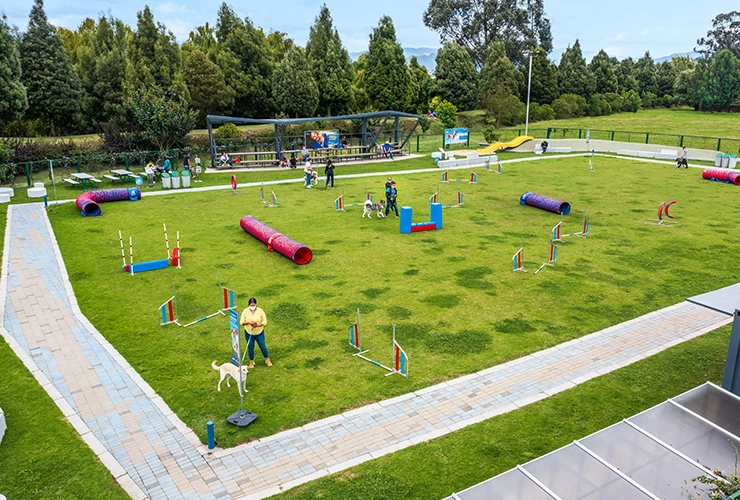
[3,127,740,187]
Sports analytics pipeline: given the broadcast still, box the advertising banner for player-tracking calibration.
[444,128,468,145]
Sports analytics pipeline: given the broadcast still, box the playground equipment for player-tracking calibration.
[441,171,449,183]
[430,185,464,209]
[469,171,478,184]
[512,237,527,273]
[645,200,678,227]
[702,169,740,185]
[562,210,590,237]
[76,187,140,217]
[476,135,533,154]
[239,215,313,264]
[400,202,443,233]
[520,192,571,215]
[534,241,558,275]
[120,223,180,275]
[348,308,408,378]
[486,161,503,174]
[334,189,373,212]
[259,183,277,207]
[158,276,238,327]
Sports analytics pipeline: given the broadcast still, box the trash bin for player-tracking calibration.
[162,172,171,189]
[730,154,738,169]
[722,154,730,168]
[171,170,180,188]
[181,170,191,187]
[715,153,723,167]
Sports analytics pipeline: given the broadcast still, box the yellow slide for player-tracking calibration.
[476,135,534,154]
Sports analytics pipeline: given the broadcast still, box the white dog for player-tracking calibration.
[212,360,249,395]
[362,199,386,218]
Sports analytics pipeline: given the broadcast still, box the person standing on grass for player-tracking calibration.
[241,298,271,368]
[304,159,313,188]
[385,181,399,218]
[678,146,689,169]
[324,159,335,189]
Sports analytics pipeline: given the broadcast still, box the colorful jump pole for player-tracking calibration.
[552,220,563,242]
[486,161,502,174]
[159,284,180,326]
[441,171,449,183]
[512,237,527,273]
[534,241,558,275]
[563,210,590,237]
[469,171,478,184]
[348,310,408,378]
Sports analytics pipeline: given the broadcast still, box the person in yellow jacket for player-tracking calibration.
[240,297,272,368]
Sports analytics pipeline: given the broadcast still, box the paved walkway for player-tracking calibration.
[0,203,732,500]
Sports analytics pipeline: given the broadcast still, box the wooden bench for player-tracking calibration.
[63,178,80,185]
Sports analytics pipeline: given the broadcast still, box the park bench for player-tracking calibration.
[534,144,572,153]
[63,178,80,185]
[103,174,120,182]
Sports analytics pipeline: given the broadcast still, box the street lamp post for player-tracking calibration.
[525,52,533,136]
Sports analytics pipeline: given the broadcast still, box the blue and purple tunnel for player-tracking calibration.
[519,192,571,215]
[76,187,140,216]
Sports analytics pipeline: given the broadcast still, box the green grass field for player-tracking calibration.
[47,154,740,450]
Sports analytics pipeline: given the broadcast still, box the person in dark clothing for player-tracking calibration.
[385,181,399,218]
[385,176,393,193]
[541,141,549,153]
[289,154,297,169]
[677,146,688,168]
[324,159,335,189]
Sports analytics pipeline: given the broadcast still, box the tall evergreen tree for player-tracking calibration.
[616,57,639,93]
[182,23,218,61]
[557,40,595,98]
[183,49,235,123]
[519,46,558,105]
[633,51,658,97]
[655,61,676,97]
[588,50,618,95]
[20,0,82,135]
[364,16,411,111]
[409,56,432,113]
[126,6,181,90]
[76,15,128,129]
[0,14,28,127]
[57,18,95,66]
[305,5,354,116]
[433,42,479,111]
[272,46,319,118]
[215,2,243,44]
[266,31,293,64]
[699,49,740,110]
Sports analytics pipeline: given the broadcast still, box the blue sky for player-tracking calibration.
[3,0,738,61]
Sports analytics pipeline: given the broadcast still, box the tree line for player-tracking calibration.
[1,0,739,152]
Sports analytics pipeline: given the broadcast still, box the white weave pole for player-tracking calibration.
[176,231,181,269]
[118,230,126,268]
[129,236,134,276]
[163,223,170,260]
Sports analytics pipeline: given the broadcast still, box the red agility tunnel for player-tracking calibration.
[239,215,313,265]
[702,169,740,185]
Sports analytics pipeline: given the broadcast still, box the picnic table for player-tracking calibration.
[69,172,102,188]
[107,169,138,183]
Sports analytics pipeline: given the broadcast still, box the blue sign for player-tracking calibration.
[230,309,240,366]
[444,128,468,145]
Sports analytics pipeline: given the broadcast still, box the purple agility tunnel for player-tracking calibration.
[239,215,313,265]
[76,187,140,216]
[520,191,571,215]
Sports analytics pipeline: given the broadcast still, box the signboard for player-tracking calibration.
[305,130,340,149]
[230,309,240,366]
[444,128,468,145]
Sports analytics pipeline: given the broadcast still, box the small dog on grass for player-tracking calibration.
[212,360,249,395]
[362,199,386,218]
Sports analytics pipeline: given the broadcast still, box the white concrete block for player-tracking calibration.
[0,194,9,203]
[0,407,6,446]
[27,187,47,198]
[0,188,14,197]
[34,182,45,188]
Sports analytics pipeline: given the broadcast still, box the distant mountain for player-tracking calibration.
[349,47,439,73]
[654,52,701,63]
[549,48,702,64]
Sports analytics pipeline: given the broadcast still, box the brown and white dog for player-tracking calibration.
[212,360,249,395]
[362,199,386,218]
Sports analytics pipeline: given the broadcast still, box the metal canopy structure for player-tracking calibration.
[446,382,740,500]
[205,110,424,165]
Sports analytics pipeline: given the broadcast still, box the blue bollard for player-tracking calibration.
[43,195,48,207]
[207,421,215,449]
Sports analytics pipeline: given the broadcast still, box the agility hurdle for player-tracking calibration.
[334,188,373,212]
[563,210,590,238]
[469,171,478,184]
[348,308,408,378]
[512,237,527,273]
[120,223,180,276]
[485,160,502,174]
[441,171,449,183]
[260,182,277,208]
[159,284,180,326]
[534,241,558,275]
[400,202,443,233]
[183,275,239,327]
[429,185,464,209]
[645,200,678,227]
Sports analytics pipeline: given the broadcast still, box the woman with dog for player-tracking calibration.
[385,181,399,218]
[241,298,272,368]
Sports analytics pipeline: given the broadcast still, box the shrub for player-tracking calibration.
[622,90,641,112]
[588,94,612,116]
[483,126,501,143]
[539,104,555,121]
[0,139,12,164]
[215,123,242,139]
[551,94,587,119]
[640,92,658,108]
[436,99,458,129]
[604,92,623,113]
[527,102,555,122]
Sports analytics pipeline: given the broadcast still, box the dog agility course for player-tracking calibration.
[44,152,740,456]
